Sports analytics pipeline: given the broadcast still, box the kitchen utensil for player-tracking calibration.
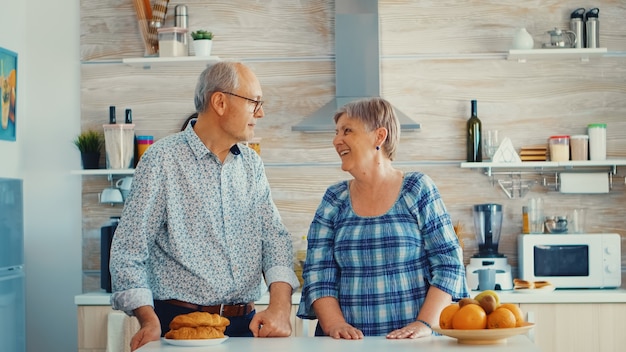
[585,8,599,48]
[115,176,133,200]
[465,204,514,291]
[528,198,544,234]
[99,187,124,204]
[103,123,135,169]
[544,215,568,234]
[474,268,505,291]
[570,8,585,48]
[569,135,589,161]
[163,336,229,346]
[174,5,188,29]
[588,123,606,161]
[571,208,586,233]
[543,28,577,48]
[484,130,499,160]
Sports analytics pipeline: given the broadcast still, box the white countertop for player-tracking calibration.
[75,288,626,306]
[136,335,540,352]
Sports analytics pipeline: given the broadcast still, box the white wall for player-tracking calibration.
[1,0,82,351]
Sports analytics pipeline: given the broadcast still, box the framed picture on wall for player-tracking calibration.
[0,47,17,142]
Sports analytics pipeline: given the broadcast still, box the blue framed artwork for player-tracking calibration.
[0,47,17,141]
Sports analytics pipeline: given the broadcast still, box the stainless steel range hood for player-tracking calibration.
[292,0,420,132]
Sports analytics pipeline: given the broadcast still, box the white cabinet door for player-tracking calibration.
[520,303,626,352]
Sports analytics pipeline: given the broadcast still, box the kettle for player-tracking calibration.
[544,28,577,48]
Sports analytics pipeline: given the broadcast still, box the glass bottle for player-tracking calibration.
[466,100,482,162]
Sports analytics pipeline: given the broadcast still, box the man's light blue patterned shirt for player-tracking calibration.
[111,123,298,315]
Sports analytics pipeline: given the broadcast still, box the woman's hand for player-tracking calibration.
[325,322,364,340]
[386,321,432,339]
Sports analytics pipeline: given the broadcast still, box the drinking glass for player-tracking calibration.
[484,130,500,160]
[528,197,544,234]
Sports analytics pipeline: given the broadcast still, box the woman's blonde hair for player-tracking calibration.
[333,97,400,160]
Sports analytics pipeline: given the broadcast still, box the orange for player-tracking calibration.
[487,307,517,329]
[439,304,460,329]
[452,303,487,330]
[500,303,525,327]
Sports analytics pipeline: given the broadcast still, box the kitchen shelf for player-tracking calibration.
[71,169,135,180]
[461,159,626,177]
[121,55,221,69]
[507,48,607,62]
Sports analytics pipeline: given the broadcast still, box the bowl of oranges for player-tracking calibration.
[432,290,534,345]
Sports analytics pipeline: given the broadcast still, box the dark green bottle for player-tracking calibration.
[466,100,482,162]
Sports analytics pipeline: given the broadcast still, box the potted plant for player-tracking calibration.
[191,30,214,56]
[73,129,104,169]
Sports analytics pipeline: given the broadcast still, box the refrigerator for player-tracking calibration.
[0,178,25,352]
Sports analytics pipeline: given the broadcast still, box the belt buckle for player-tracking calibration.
[219,304,225,316]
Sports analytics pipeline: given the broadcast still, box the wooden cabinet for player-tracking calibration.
[78,305,139,352]
[520,303,626,352]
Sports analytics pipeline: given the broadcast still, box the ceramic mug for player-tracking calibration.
[100,187,124,204]
[115,176,133,201]
[115,176,133,191]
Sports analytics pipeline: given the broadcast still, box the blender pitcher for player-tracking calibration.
[473,204,503,257]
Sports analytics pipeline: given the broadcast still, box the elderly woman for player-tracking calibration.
[297,97,468,339]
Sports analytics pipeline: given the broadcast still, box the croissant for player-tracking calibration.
[166,312,231,340]
[165,326,225,340]
[169,312,230,330]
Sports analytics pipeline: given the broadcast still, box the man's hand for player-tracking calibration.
[249,306,292,337]
[130,306,162,351]
[250,281,293,337]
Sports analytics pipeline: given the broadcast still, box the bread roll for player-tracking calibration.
[166,312,230,340]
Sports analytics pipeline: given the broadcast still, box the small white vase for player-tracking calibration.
[512,28,534,50]
[193,39,213,56]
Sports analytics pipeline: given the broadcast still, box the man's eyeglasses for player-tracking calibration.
[222,92,264,114]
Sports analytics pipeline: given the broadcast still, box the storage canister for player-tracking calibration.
[136,135,154,162]
[157,27,188,57]
[588,123,606,160]
[103,124,135,169]
[548,135,570,162]
[569,135,589,161]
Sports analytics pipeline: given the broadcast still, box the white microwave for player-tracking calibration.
[518,234,622,289]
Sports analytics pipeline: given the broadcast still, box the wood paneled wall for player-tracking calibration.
[80,0,626,292]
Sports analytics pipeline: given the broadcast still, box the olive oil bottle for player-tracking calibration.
[466,100,482,162]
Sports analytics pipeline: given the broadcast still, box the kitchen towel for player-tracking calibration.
[560,172,609,193]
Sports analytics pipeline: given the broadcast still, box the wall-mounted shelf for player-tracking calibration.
[507,48,607,63]
[71,169,134,181]
[462,159,626,198]
[121,56,221,69]
[461,159,626,176]
[71,169,135,176]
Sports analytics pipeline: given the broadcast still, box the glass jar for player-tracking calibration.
[569,135,589,161]
[549,135,570,162]
[588,123,607,160]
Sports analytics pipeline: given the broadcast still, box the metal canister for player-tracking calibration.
[570,8,585,48]
[174,5,188,29]
[585,8,600,48]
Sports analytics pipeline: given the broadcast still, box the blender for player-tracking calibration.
[465,203,514,290]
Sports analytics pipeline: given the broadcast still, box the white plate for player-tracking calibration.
[514,285,555,293]
[162,336,228,347]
